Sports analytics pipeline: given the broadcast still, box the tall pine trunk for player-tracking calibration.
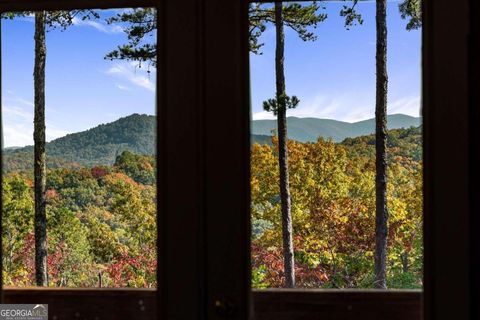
[34,11,48,286]
[275,2,295,288]
[374,0,388,289]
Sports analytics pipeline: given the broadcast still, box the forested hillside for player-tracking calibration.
[3,113,419,172]
[251,126,422,288]
[2,114,156,171]
[3,151,156,287]
[3,126,421,288]
[252,114,420,143]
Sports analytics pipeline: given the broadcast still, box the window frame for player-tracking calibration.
[0,0,208,319]
[234,0,472,319]
[0,0,476,320]
[242,0,424,318]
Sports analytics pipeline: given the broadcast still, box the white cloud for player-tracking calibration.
[116,84,131,91]
[388,96,421,117]
[3,123,33,147]
[107,62,156,92]
[2,97,72,147]
[46,126,71,141]
[4,96,34,107]
[253,94,355,122]
[252,94,421,123]
[72,17,123,34]
[252,110,275,120]
[3,105,33,121]
[2,103,33,147]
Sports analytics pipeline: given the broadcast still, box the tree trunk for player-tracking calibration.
[275,2,295,288]
[374,0,389,289]
[34,11,48,287]
[400,252,409,273]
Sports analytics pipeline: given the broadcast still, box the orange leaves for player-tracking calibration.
[251,128,423,288]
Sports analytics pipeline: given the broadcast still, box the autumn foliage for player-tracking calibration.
[2,128,422,289]
[251,127,422,288]
[2,151,156,287]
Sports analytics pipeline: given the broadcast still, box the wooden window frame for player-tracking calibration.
[0,0,477,319]
[0,0,207,319]
[204,0,474,319]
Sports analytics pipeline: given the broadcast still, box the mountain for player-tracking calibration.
[251,114,421,143]
[3,114,156,171]
[2,113,421,172]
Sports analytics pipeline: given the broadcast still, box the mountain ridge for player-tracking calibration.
[251,113,420,143]
[3,113,421,172]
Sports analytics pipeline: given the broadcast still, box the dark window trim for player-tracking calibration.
[252,289,422,320]
[235,0,472,320]
[2,289,156,320]
[0,0,476,320]
[0,1,208,320]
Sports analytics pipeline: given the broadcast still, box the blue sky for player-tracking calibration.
[251,0,421,121]
[1,1,421,148]
[2,9,156,147]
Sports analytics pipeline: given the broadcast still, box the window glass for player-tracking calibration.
[249,1,423,289]
[1,8,158,288]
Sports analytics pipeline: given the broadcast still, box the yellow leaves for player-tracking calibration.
[251,132,423,287]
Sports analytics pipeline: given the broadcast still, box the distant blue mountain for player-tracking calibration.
[3,113,421,171]
[251,114,421,143]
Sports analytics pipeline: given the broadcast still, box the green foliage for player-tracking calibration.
[2,176,34,284]
[2,126,422,288]
[2,114,156,172]
[115,151,156,185]
[399,0,422,30]
[1,10,99,31]
[263,94,299,115]
[251,127,423,289]
[105,8,157,67]
[340,0,364,29]
[249,2,327,55]
[2,152,157,287]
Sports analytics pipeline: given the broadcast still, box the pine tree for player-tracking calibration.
[33,11,48,286]
[106,2,362,289]
[3,10,99,286]
[374,0,389,289]
[399,0,422,30]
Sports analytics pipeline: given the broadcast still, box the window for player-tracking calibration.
[2,7,157,289]
[249,1,423,290]
[245,0,473,318]
[0,1,161,319]
[0,0,475,319]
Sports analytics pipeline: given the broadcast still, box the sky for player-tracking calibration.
[1,1,421,148]
[1,9,156,147]
[250,0,421,121]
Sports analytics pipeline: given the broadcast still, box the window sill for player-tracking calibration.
[2,288,156,320]
[252,289,422,320]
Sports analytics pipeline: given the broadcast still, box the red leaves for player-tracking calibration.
[105,248,157,288]
[91,166,108,179]
[45,188,59,203]
[251,243,329,288]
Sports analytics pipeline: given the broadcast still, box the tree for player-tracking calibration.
[374,0,389,289]
[2,176,34,285]
[273,3,294,288]
[105,8,157,68]
[35,10,99,287]
[399,0,422,30]
[106,2,361,289]
[33,10,48,287]
[251,1,363,288]
[3,10,98,286]
[259,2,327,288]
